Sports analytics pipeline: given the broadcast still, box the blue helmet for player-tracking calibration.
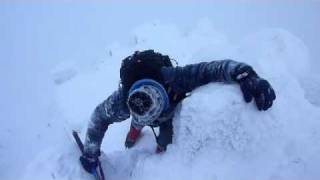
[127,79,169,126]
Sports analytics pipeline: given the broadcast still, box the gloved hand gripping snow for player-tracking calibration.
[235,66,276,111]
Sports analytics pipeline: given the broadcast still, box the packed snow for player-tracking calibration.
[19,21,320,180]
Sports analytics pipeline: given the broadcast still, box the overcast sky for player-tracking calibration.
[1,1,320,69]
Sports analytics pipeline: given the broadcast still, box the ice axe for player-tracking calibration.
[72,130,105,180]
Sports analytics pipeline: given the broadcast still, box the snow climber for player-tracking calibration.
[79,50,276,173]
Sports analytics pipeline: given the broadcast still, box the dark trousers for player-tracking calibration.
[157,119,173,150]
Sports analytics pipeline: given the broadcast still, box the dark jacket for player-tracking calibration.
[83,59,252,157]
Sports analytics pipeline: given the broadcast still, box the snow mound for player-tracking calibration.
[235,28,311,79]
[128,81,320,180]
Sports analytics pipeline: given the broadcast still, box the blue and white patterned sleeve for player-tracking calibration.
[83,88,130,157]
[161,59,254,94]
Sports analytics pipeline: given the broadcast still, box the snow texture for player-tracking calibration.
[18,21,320,180]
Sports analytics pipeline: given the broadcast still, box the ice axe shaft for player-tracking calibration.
[72,130,106,180]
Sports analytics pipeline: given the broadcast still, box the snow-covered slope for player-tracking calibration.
[20,21,320,180]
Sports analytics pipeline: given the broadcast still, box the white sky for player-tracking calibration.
[1,1,320,69]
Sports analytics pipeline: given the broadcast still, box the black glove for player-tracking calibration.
[79,154,98,174]
[235,66,276,111]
